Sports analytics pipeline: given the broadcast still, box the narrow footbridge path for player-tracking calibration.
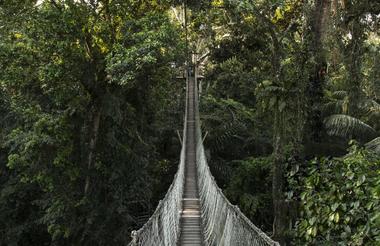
[128,72,279,246]
[179,76,203,245]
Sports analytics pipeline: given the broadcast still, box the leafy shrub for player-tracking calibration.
[292,144,380,245]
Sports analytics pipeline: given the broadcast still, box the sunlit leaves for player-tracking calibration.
[211,0,224,7]
[271,0,303,30]
[106,13,183,86]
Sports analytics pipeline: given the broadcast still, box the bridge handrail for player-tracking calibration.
[128,75,189,246]
[128,71,280,245]
[194,75,280,246]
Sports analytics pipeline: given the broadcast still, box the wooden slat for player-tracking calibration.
[178,77,204,246]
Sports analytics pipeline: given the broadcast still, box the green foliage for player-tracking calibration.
[324,114,378,142]
[292,144,380,245]
[0,1,184,245]
[106,13,184,86]
[366,137,380,154]
[206,57,257,106]
[0,0,379,245]
[201,95,272,159]
[225,157,273,230]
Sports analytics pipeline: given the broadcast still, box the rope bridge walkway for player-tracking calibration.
[128,71,279,246]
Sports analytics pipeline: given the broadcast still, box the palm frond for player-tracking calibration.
[322,101,344,115]
[362,99,380,115]
[323,90,349,115]
[324,114,377,142]
[332,90,348,99]
[365,137,380,154]
[369,100,380,112]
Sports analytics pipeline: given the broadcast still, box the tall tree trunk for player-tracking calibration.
[272,110,287,244]
[344,17,364,116]
[84,108,101,195]
[307,0,330,144]
[81,56,104,195]
[266,16,288,244]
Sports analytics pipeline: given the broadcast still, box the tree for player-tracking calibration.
[0,1,184,244]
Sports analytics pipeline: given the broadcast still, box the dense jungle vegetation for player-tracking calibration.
[0,0,379,245]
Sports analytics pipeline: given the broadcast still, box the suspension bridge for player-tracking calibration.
[128,65,280,246]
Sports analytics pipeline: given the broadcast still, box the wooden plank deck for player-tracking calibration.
[178,77,204,246]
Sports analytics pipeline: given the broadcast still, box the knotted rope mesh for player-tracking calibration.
[128,74,279,245]
[194,75,280,246]
[127,77,189,246]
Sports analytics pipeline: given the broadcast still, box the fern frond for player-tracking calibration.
[324,114,377,141]
[210,120,247,152]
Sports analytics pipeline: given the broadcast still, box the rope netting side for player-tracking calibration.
[194,76,280,246]
[128,77,189,246]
